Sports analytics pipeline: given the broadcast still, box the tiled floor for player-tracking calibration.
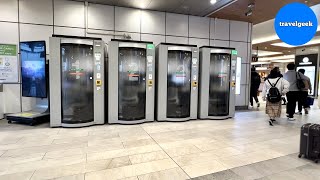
[0,105,319,180]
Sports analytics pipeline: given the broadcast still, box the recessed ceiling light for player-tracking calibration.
[210,0,217,4]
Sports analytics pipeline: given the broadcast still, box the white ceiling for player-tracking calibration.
[78,0,236,16]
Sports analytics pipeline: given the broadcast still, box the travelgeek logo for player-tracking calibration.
[279,21,313,28]
[274,2,318,46]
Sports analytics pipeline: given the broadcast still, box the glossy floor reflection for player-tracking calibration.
[0,106,319,180]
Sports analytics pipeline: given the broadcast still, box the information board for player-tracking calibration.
[0,44,18,83]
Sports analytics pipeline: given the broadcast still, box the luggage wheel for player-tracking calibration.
[8,120,12,124]
[315,160,319,164]
[298,154,302,158]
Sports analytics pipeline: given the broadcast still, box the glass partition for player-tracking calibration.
[209,53,231,116]
[118,47,146,120]
[61,44,94,124]
[167,50,191,118]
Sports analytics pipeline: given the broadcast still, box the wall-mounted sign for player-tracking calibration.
[299,57,312,65]
[232,50,238,55]
[0,44,18,83]
[252,55,258,62]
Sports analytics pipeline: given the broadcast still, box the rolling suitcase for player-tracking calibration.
[299,123,320,163]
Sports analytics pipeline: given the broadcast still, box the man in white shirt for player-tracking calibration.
[283,63,309,120]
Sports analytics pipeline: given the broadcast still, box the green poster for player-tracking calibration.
[0,44,17,56]
[0,44,18,83]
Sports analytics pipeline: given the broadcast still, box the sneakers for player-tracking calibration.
[269,119,276,126]
[288,117,296,121]
[257,102,260,108]
[269,120,274,126]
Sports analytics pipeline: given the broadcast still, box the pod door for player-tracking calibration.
[209,53,231,116]
[118,47,146,120]
[61,44,94,124]
[167,50,192,118]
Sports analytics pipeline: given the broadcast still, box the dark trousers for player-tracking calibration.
[250,89,259,106]
[286,91,300,118]
[298,91,309,112]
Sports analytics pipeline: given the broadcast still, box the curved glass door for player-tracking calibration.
[209,53,231,116]
[118,47,146,120]
[167,50,191,118]
[61,44,94,124]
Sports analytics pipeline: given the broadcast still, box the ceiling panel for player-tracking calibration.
[174,0,212,15]
[86,0,117,5]
[147,0,184,12]
[210,0,320,24]
[80,0,320,27]
[117,0,152,9]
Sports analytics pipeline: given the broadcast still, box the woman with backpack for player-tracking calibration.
[262,69,290,126]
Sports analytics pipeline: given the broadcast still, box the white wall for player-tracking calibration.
[0,0,252,113]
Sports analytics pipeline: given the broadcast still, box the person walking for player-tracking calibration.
[250,67,261,108]
[283,63,309,121]
[297,69,312,115]
[262,69,290,126]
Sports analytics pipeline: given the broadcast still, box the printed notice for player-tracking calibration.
[0,44,18,83]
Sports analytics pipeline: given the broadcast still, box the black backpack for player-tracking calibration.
[267,78,282,103]
[296,72,306,90]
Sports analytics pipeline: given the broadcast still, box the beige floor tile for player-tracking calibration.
[182,159,228,178]
[44,148,86,159]
[173,151,218,167]
[2,142,87,157]
[205,147,243,157]
[0,137,22,145]
[85,159,177,180]
[123,139,156,149]
[86,143,125,153]
[120,135,152,143]
[87,145,161,162]
[164,145,202,157]
[52,137,89,145]
[107,156,132,169]
[0,171,34,180]
[138,167,189,180]
[0,139,53,151]
[87,137,122,147]
[0,152,45,166]
[194,142,230,151]
[158,138,214,149]
[217,155,250,169]
[31,163,85,180]
[119,177,139,180]
[0,150,5,157]
[85,159,112,172]
[4,154,86,175]
[232,143,267,153]
[53,174,85,180]
[129,151,168,164]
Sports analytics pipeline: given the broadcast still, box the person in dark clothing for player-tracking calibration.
[250,67,261,107]
[297,69,312,115]
[283,63,309,120]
